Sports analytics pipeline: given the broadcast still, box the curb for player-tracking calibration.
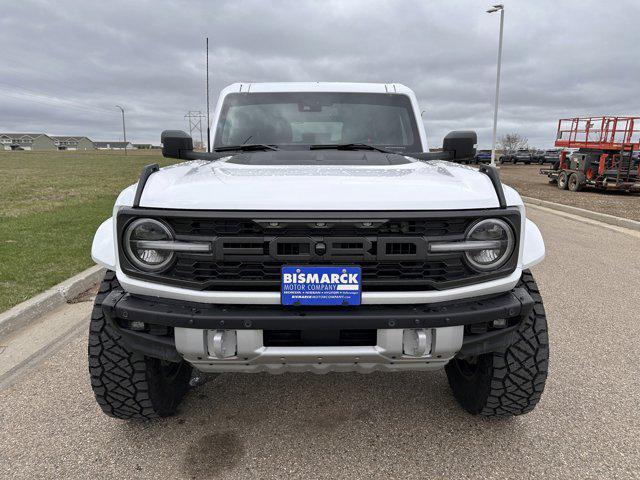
[522,196,640,232]
[0,265,105,340]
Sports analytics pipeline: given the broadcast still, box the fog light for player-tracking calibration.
[403,329,432,357]
[493,318,508,328]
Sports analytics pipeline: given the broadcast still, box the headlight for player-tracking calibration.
[124,218,175,271]
[463,218,515,271]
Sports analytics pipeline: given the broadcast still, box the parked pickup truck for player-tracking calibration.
[474,149,493,164]
[89,82,548,420]
[502,149,538,164]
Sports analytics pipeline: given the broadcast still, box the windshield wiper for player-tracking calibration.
[310,143,393,153]
[215,144,278,152]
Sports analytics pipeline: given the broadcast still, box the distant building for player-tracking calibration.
[0,133,57,151]
[51,136,95,150]
[95,141,136,150]
[133,143,152,149]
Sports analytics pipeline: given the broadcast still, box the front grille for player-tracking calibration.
[170,258,468,291]
[117,209,521,291]
[166,217,470,237]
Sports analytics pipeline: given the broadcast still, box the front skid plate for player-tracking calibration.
[188,360,450,374]
[175,326,464,374]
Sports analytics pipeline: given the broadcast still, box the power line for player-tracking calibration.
[0,90,115,118]
[0,81,114,115]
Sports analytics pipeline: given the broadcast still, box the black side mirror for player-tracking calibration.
[161,130,193,158]
[443,131,477,160]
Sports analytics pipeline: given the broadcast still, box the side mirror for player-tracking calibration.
[161,130,193,158]
[443,130,477,160]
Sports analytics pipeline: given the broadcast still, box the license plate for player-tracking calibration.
[281,266,362,306]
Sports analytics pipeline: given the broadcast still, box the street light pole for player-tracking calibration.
[487,4,504,167]
[115,104,127,156]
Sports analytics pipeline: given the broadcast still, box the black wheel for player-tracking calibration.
[88,271,193,420]
[568,173,583,192]
[445,271,549,416]
[512,158,517,164]
[557,171,569,189]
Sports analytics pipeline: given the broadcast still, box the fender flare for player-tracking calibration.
[92,217,117,270]
[522,218,545,269]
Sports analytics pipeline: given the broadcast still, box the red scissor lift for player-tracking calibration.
[541,116,640,192]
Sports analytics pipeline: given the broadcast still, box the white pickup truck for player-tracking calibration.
[90,82,548,420]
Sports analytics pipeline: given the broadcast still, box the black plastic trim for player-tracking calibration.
[457,324,519,358]
[102,287,533,332]
[133,163,160,208]
[103,309,182,362]
[479,164,507,208]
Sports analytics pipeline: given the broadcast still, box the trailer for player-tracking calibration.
[541,116,640,192]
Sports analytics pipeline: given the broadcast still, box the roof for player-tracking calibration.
[0,133,50,138]
[50,136,93,142]
[221,82,415,95]
[95,141,131,147]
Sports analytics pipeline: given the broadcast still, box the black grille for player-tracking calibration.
[117,209,521,291]
[166,217,470,237]
[170,258,468,291]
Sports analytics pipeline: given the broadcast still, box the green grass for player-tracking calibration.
[0,150,177,312]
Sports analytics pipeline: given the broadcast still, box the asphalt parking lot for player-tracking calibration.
[1,207,639,480]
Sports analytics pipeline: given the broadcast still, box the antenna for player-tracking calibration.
[206,37,211,153]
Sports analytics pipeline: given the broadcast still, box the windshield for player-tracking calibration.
[214,92,421,152]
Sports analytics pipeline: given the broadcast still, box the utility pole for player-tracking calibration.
[487,4,504,167]
[115,104,127,156]
[185,110,206,150]
[206,37,211,152]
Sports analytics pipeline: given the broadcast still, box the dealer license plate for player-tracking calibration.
[281,266,362,306]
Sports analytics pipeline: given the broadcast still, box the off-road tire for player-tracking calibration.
[445,270,549,416]
[568,172,584,192]
[557,171,569,189]
[88,271,192,420]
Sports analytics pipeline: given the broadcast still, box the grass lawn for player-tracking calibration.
[0,149,177,312]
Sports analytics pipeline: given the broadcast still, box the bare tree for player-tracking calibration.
[499,133,528,153]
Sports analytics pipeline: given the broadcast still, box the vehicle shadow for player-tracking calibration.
[116,370,527,479]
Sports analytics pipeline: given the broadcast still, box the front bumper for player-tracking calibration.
[102,287,533,373]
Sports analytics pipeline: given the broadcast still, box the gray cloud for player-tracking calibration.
[1,0,639,147]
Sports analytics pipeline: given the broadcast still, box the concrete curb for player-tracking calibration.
[522,196,640,232]
[0,265,104,340]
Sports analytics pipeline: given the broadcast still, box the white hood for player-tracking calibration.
[122,157,520,211]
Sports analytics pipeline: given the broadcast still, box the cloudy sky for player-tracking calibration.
[1,0,639,148]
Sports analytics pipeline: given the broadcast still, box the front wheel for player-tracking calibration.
[445,271,549,416]
[88,271,193,420]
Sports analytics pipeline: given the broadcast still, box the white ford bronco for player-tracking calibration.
[90,82,548,420]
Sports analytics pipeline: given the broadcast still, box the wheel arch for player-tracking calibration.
[91,217,117,270]
[522,218,545,269]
